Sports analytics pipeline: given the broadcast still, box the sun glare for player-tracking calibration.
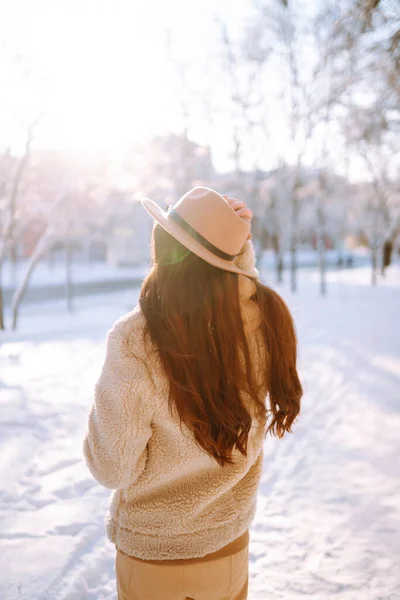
[0,0,190,154]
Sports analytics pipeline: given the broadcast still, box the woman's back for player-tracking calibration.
[95,297,268,561]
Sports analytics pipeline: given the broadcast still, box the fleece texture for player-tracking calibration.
[83,240,267,560]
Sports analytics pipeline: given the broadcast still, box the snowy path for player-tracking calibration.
[0,268,399,599]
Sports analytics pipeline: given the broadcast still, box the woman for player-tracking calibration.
[83,186,302,600]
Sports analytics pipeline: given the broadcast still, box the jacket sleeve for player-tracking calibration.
[234,239,259,301]
[234,239,259,279]
[83,316,154,490]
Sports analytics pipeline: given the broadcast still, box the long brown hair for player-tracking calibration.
[139,223,302,467]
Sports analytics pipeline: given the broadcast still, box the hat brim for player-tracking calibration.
[141,198,258,280]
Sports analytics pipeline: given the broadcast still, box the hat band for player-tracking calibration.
[167,208,238,262]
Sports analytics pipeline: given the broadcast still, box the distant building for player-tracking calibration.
[106,135,216,266]
[107,197,153,267]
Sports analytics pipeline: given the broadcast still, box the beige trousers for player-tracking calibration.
[115,544,249,600]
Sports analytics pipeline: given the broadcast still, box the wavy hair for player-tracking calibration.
[139,223,302,467]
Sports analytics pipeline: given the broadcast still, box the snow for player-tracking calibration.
[0,264,399,600]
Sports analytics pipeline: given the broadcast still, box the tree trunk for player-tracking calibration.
[0,268,4,330]
[277,252,284,284]
[290,176,300,293]
[381,239,393,275]
[0,286,4,330]
[271,233,284,284]
[316,185,327,296]
[290,215,297,293]
[0,261,4,329]
[65,244,73,313]
[371,248,377,286]
[4,126,34,292]
[11,238,50,330]
[11,255,40,330]
[290,243,297,292]
[319,241,326,296]
[8,242,18,288]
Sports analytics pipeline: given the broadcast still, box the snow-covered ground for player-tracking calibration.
[0,264,399,600]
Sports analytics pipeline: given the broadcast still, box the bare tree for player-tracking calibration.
[0,122,38,329]
[9,192,62,329]
[244,0,320,291]
[164,30,199,196]
[9,188,87,329]
[11,223,53,330]
[346,107,399,282]
[345,0,400,107]
[217,22,268,177]
[332,0,400,281]
[309,3,351,295]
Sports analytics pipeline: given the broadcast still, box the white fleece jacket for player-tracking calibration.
[83,240,267,560]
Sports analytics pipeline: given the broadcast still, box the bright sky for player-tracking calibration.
[0,1,191,144]
[0,0,380,181]
[0,0,239,156]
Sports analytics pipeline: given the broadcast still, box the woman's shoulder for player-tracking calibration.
[111,305,146,333]
[108,306,149,356]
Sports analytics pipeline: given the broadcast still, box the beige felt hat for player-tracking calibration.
[141,186,257,279]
